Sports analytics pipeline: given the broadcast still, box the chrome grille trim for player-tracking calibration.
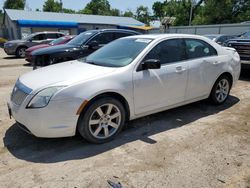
[11,80,32,106]
[11,87,29,105]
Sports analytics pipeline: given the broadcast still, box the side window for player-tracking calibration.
[32,34,46,41]
[185,39,217,59]
[90,32,114,45]
[144,39,186,64]
[46,33,58,39]
[114,32,133,39]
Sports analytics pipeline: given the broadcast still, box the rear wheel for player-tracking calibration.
[210,75,232,105]
[77,97,126,144]
[16,47,27,58]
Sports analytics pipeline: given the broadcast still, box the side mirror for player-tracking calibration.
[88,41,99,49]
[138,59,161,71]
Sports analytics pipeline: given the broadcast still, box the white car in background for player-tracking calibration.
[8,34,241,143]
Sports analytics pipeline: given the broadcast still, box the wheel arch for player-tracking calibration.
[210,72,233,95]
[77,92,131,121]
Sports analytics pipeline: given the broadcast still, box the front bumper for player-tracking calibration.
[8,96,82,138]
[4,46,16,55]
[25,51,32,62]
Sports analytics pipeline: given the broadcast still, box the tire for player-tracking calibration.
[210,75,232,105]
[16,46,27,58]
[77,97,126,144]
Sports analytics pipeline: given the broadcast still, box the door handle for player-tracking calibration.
[175,66,186,73]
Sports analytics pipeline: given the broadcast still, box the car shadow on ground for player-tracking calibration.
[2,56,23,60]
[3,95,239,163]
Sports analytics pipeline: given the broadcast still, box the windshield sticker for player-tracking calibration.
[135,39,152,43]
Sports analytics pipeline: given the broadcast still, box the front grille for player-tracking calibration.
[230,43,250,60]
[11,87,29,105]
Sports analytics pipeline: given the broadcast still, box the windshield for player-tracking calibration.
[68,31,97,46]
[23,33,36,41]
[83,38,152,67]
[49,37,67,45]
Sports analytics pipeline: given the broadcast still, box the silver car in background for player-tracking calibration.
[4,31,65,58]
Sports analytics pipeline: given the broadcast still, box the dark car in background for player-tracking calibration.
[25,35,75,62]
[226,31,250,69]
[4,31,65,58]
[31,29,141,67]
[204,34,236,45]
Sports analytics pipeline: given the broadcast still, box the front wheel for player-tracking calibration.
[16,47,27,58]
[210,75,232,105]
[77,97,126,144]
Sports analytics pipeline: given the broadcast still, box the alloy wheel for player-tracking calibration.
[88,103,121,139]
[215,78,230,103]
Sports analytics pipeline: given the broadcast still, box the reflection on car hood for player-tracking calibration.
[31,44,79,56]
[26,44,50,52]
[19,60,117,91]
[6,40,26,44]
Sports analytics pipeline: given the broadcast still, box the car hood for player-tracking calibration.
[26,44,50,52]
[19,60,117,91]
[32,44,79,56]
[6,40,26,44]
[227,38,250,43]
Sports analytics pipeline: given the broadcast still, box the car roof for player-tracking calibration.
[33,31,65,35]
[126,33,208,40]
[86,29,141,34]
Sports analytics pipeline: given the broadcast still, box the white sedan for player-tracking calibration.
[8,34,241,143]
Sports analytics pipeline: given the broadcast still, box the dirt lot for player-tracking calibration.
[0,48,249,188]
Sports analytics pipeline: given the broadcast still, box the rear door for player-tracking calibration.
[29,34,47,46]
[184,38,223,100]
[133,38,188,115]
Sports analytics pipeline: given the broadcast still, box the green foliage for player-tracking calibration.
[43,0,61,12]
[3,0,25,10]
[80,0,111,15]
[110,8,120,16]
[62,8,76,14]
[135,6,151,25]
[152,0,250,26]
[123,10,134,17]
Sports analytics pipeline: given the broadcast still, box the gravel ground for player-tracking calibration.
[0,49,249,188]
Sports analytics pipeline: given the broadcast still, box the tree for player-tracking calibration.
[152,1,165,19]
[62,8,76,14]
[192,0,250,25]
[136,6,151,25]
[3,0,25,10]
[81,0,111,15]
[123,10,134,17]
[43,0,62,12]
[110,8,120,16]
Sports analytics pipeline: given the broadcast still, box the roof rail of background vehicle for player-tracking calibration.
[126,33,209,40]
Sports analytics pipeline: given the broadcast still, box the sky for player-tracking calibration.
[0,0,165,13]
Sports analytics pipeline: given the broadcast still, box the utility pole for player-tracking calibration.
[60,0,63,13]
[189,1,193,26]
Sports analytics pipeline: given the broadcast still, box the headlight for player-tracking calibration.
[27,86,65,108]
[5,43,13,47]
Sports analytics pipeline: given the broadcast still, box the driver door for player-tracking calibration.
[133,39,188,115]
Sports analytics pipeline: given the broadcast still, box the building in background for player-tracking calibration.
[3,9,149,40]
